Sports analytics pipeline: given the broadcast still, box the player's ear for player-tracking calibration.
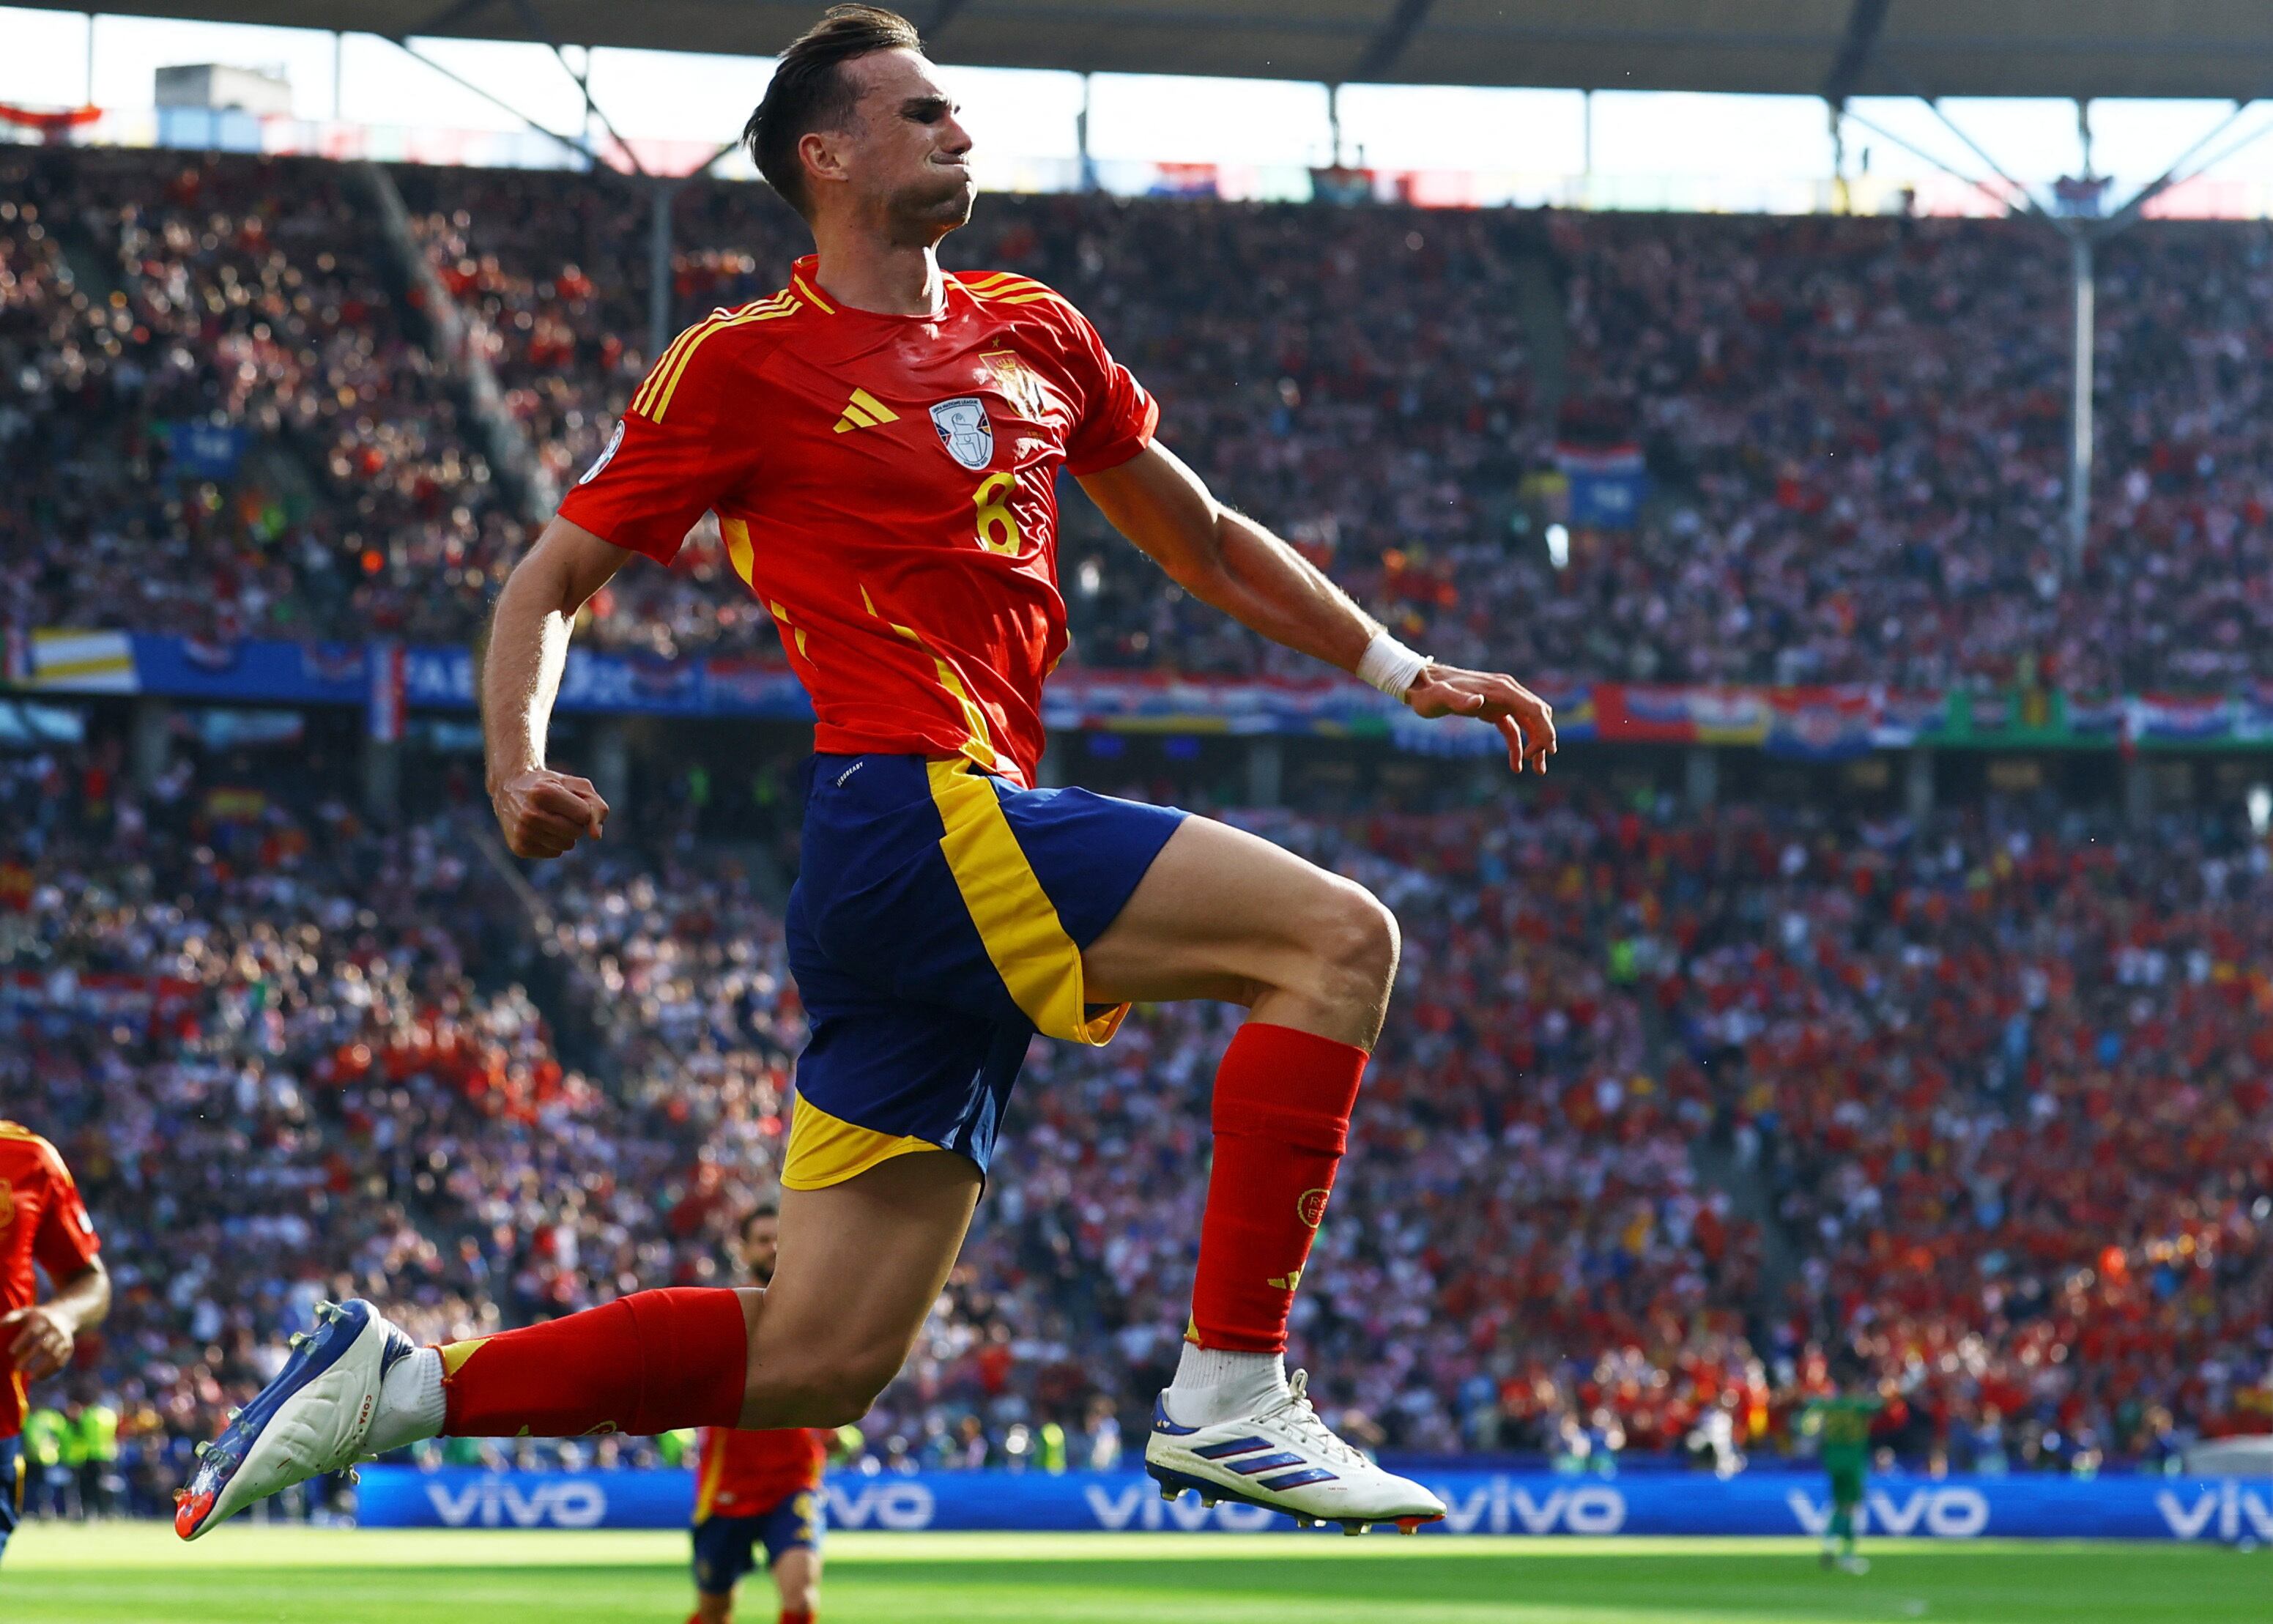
[799,128,851,197]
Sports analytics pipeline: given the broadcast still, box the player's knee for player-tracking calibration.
[1310,883,1399,1001]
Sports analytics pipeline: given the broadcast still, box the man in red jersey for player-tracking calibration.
[687,1204,830,1624]
[182,4,1554,1540]
[0,1121,109,1564]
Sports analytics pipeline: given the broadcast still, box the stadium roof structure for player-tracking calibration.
[28,0,2273,103]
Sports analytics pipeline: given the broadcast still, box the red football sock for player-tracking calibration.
[438,1287,747,1436]
[1188,1022,1367,1353]
[781,1612,815,1624]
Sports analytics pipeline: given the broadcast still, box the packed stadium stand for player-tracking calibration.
[15,146,2273,691]
[5,142,2273,1521]
[6,727,2269,1515]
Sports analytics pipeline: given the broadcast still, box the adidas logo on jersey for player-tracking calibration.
[834,388,900,433]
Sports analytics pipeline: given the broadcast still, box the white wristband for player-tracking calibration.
[1356,631,1431,700]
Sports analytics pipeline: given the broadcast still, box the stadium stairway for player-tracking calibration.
[353,160,559,524]
[1506,220,1568,423]
[1689,1122,1799,1332]
[457,808,620,1084]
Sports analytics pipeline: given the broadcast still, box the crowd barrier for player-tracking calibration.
[356,1467,2273,1542]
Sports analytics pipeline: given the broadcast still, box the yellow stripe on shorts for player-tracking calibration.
[925,760,1126,1046]
[782,1094,941,1191]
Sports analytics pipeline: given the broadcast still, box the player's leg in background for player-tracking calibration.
[1828,1467,1865,1572]
[687,1513,756,1624]
[765,1486,823,1624]
[772,1546,820,1624]
[1080,815,1398,1416]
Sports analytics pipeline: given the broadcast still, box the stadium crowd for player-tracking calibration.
[5,140,2272,1524]
[4,729,2267,1522]
[14,148,2273,693]
[2,148,527,653]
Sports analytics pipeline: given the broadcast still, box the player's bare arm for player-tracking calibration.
[1,1254,108,1382]
[481,515,628,859]
[1078,442,1557,774]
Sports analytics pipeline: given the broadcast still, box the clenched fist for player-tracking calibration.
[491,767,609,859]
[2,1305,75,1381]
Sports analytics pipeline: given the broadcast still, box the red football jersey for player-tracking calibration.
[691,1425,830,1521]
[0,1122,102,1437]
[558,255,1157,788]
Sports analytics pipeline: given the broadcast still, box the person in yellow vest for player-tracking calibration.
[71,1392,119,1519]
[21,1406,67,1519]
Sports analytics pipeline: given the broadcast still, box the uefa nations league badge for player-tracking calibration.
[930,397,994,470]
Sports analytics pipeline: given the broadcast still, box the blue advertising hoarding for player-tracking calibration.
[357,1467,2273,1543]
[17,629,2273,755]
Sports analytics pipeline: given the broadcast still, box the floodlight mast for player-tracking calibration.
[380,31,743,366]
[1833,87,2273,575]
[2067,226,2094,572]
[650,177,681,366]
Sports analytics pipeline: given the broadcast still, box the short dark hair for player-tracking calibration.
[744,1198,780,1234]
[744,5,924,219]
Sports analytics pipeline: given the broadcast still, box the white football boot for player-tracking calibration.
[1144,1368,1446,1535]
[176,1299,412,1540]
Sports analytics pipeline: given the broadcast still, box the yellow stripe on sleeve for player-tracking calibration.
[631,319,706,418]
[960,273,1066,307]
[925,759,1125,1046]
[647,294,801,423]
[781,1094,941,1190]
[633,295,781,417]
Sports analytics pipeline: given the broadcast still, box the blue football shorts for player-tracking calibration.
[782,752,1186,1189]
[691,1487,822,1594]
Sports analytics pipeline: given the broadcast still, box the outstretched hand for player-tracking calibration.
[491,767,608,859]
[1404,664,1557,774]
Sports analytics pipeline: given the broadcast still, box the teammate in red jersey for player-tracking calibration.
[1,1121,110,1564]
[181,4,1556,1539]
[688,1204,830,1624]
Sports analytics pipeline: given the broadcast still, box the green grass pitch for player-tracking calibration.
[3,1522,2265,1623]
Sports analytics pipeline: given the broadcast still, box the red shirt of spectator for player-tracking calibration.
[690,1426,830,1521]
[0,1122,102,1436]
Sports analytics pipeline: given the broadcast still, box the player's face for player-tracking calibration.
[742,1214,779,1285]
[826,48,975,241]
